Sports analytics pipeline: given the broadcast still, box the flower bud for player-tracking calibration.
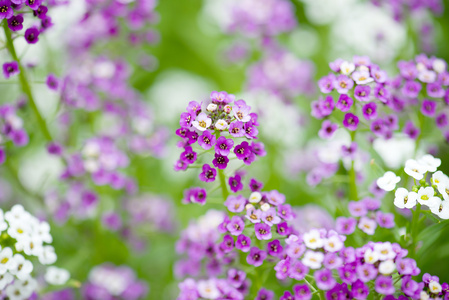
[207,103,217,112]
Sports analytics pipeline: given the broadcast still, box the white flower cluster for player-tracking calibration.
[377,154,449,219]
[0,205,69,300]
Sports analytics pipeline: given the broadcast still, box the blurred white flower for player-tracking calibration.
[45,266,70,285]
[377,171,400,191]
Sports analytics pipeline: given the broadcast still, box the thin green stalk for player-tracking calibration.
[410,204,422,257]
[3,22,53,142]
[218,169,229,201]
[348,130,358,201]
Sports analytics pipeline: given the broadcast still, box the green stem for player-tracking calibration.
[410,204,422,257]
[218,169,229,201]
[3,22,52,142]
[348,131,358,201]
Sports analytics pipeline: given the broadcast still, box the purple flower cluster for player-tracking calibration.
[247,49,316,101]
[228,0,297,37]
[67,0,160,55]
[336,198,395,236]
[371,0,443,23]
[175,92,265,182]
[1,0,57,44]
[391,55,449,142]
[82,263,148,300]
[0,103,29,164]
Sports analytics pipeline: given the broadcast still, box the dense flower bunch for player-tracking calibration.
[0,205,69,299]
[67,0,159,55]
[0,103,29,165]
[371,0,443,22]
[376,154,449,219]
[175,92,265,183]
[0,0,58,46]
[391,55,449,142]
[247,49,315,101]
[227,0,297,37]
[82,263,148,300]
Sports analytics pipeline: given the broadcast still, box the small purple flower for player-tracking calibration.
[376,211,395,228]
[228,268,246,288]
[246,208,262,223]
[229,121,245,137]
[227,216,245,236]
[215,136,234,156]
[255,288,274,300]
[267,239,283,257]
[354,85,371,102]
[341,142,357,160]
[236,234,251,252]
[356,263,378,282]
[318,74,335,93]
[336,94,353,112]
[335,217,357,235]
[314,269,336,291]
[334,74,354,94]
[338,264,357,284]
[180,146,197,164]
[374,83,390,103]
[220,234,235,253]
[33,5,47,19]
[396,258,418,275]
[180,112,194,127]
[198,130,216,150]
[375,276,395,295]
[403,121,420,139]
[47,142,63,156]
[319,95,335,117]
[436,112,448,129]
[101,212,122,231]
[246,247,267,267]
[7,14,24,31]
[348,201,367,217]
[286,242,305,259]
[251,141,266,156]
[0,148,5,165]
[323,252,343,269]
[352,280,369,300]
[2,62,20,79]
[199,164,217,182]
[0,0,13,19]
[212,153,229,169]
[234,141,251,159]
[186,101,202,115]
[362,102,377,120]
[402,81,422,98]
[266,190,285,206]
[293,284,311,300]
[278,204,294,220]
[427,82,445,98]
[27,0,42,10]
[343,113,359,131]
[46,73,59,91]
[274,259,290,280]
[421,99,437,117]
[289,260,308,281]
[371,67,387,83]
[25,27,40,44]
[254,223,272,240]
[228,174,243,193]
[319,120,338,139]
[262,208,281,226]
[249,178,263,192]
[225,195,246,213]
[244,121,258,139]
[280,291,294,300]
[211,91,234,104]
[277,222,291,236]
[398,60,418,80]
[183,187,207,205]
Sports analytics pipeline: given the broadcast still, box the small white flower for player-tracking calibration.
[9,254,33,281]
[260,203,271,212]
[418,69,437,83]
[431,171,449,194]
[302,250,324,269]
[33,221,53,244]
[215,119,228,130]
[431,200,449,220]
[7,221,31,242]
[0,272,14,290]
[84,158,100,173]
[324,235,343,252]
[249,192,262,203]
[374,242,396,261]
[192,113,212,131]
[358,217,377,235]
[197,279,220,299]
[364,249,378,264]
[404,159,427,180]
[420,291,430,300]
[376,171,401,191]
[45,266,70,285]
[6,280,28,300]
[352,70,373,84]
[38,246,57,265]
[19,236,44,257]
[206,103,217,112]
[429,281,442,294]
[303,229,324,249]
[4,205,28,224]
[394,188,418,209]
[379,260,396,275]
[417,187,439,208]
[0,247,15,275]
[418,154,441,173]
[340,61,355,75]
[17,276,37,298]
[432,59,446,73]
